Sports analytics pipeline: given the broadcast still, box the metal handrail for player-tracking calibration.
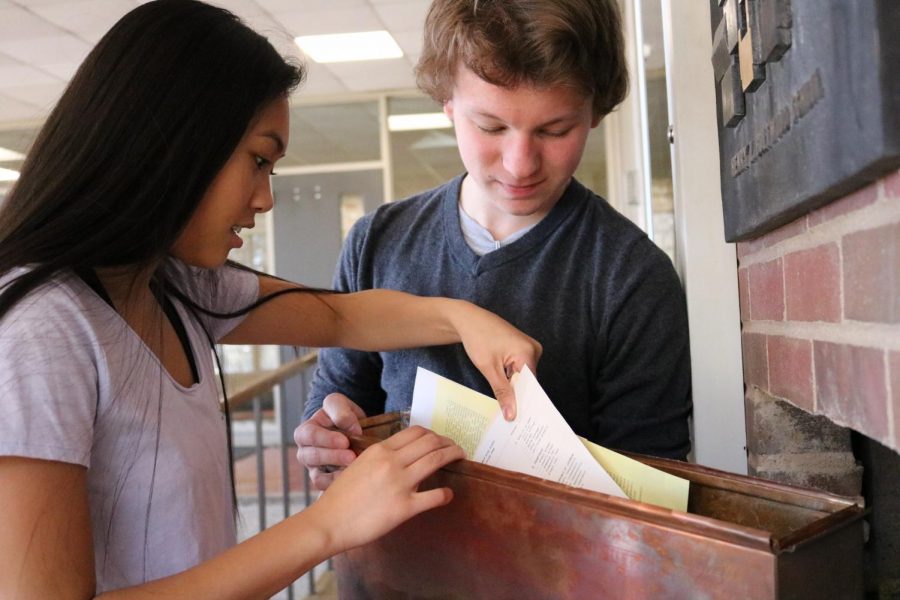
[225,349,322,599]
[226,350,319,410]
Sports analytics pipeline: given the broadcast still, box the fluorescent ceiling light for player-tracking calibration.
[0,146,25,162]
[0,167,20,182]
[295,30,403,63]
[388,112,452,132]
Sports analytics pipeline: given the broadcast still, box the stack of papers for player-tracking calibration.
[410,365,689,512]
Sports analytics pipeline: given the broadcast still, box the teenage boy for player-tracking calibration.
[295,0,692,489]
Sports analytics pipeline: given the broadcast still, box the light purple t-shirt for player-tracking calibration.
[0,260,258,591]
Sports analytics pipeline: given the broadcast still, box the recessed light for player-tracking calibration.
[0,146,25,162]
[295,31,403,63]
[0,167,20,182]
[388,113,452,132]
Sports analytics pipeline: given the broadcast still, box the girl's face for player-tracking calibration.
[171,96,290,268]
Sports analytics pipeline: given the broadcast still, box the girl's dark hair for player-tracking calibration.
[0,0,304,318]
[0,0,306,528]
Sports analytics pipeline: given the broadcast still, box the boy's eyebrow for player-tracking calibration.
[469,109,581,127]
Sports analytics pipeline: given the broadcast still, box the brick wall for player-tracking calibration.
[737,169,900,456]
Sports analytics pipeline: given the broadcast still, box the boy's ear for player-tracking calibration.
[443,100,455,121]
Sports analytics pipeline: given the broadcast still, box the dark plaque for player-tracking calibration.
[710,0,900,241]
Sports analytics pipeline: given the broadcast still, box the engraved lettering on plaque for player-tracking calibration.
[712,0,792,128]
[738,0,766,92]
[730,69,824,177]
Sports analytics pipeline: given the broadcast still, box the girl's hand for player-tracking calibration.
[307,426,464,553]
[450,303,542,421]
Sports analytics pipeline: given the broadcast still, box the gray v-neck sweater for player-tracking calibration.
[307,176,691,459]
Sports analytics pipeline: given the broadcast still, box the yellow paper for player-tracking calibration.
[579,437,689,512]
[429,376,500,459]
[410,366,690,511]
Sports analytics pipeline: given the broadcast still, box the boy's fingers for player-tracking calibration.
[485,364,516,421]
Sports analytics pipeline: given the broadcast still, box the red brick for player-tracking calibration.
[768,336,813,410]
[784,243,841,322]
[883,169,900,199]
[737,241,755,262]
[843,223,900,323]
[808,181,879,227]
[740,237,767,258]
[761,216,808,248]
[738,267,750,322]
[749,258,785,321]
[741,332,768,390]
[814,342,889,443]
[892,351,900,451]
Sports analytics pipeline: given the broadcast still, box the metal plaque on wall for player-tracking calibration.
[710,0,900,242]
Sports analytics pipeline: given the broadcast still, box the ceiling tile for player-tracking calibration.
[328,58,416,92]
[0,93,43,123]
[372,0,430,32]
[28,0,136,38]
[205,0,265,19]
[272,6,383,36]
[38,61,82,81]
[391,30,423,63]
[257,0,368,10]
[296,66,348,96]
[241,13,306,61]
[0,52,19,66]
[0,34,92,66]
[11,0,83,5]
[2,82,67,111]
[0,64,60,88]
[0,6,66,40]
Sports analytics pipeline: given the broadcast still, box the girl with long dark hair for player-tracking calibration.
[0,1,540,596]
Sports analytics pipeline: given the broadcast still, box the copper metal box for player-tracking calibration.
[335,412,865,599]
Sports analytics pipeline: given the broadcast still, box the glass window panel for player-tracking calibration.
[641,0,676,263]
[574,124,609,199]
[388,96,464,201]
[284,101,380,167]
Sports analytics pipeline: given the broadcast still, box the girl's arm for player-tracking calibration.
[0,427,463,600]
[221,276,541,419]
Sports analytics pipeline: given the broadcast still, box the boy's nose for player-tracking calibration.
[503,136,540,179]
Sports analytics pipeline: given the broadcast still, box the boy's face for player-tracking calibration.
[444,66,599,238]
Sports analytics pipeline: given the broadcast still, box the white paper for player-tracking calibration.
[410,365,625,498]
[473,366,626,498]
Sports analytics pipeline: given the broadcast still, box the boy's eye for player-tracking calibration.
[477,125,504,135]
[541,128,571,138]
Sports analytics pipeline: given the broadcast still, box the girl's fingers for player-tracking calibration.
[381,427,462,473]
[408,486,455,515]
[403,441,465,484]
[380,424,432,451]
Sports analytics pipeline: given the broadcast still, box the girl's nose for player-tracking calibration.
[252,178,275,213]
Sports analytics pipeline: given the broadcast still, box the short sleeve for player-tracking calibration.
[164,259,260,342]
[0,282,101,467]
